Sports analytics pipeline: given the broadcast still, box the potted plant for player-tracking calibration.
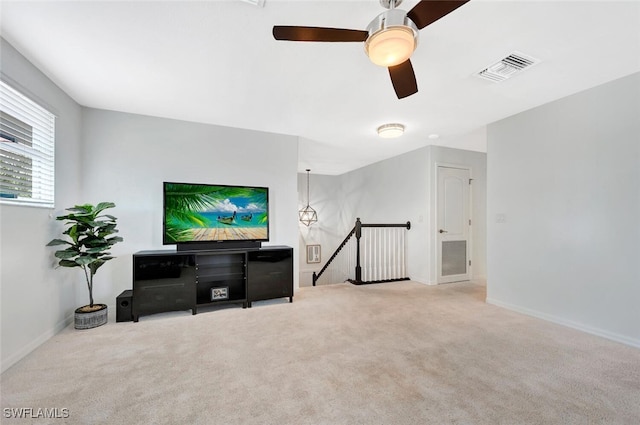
[47,202,123,329]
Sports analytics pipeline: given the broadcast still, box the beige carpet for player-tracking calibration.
[1,281,639,424]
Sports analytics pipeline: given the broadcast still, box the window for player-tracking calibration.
[0,80,55,208]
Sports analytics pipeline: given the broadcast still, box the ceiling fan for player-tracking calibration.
[273,0,470,99]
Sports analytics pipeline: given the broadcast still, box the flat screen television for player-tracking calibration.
[163,182,269,250]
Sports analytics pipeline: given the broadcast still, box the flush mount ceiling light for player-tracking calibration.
[377,123,405,138]
[299,169,318,226]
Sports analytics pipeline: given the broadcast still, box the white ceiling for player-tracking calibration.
[1,0,639,175]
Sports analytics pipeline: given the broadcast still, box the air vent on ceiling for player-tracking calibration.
[475,52,540,83]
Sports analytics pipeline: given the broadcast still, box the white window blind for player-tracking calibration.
[0,80,55,208]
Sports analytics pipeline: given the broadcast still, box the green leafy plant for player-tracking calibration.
[46,202,123,308]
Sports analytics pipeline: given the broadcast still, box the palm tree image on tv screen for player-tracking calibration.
[163,183,268,243]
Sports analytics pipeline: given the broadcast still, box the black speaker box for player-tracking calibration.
[116,290,133,322]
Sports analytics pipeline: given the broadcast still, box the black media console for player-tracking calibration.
[132,246,293,322]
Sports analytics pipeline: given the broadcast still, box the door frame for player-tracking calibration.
[434,163,473,284]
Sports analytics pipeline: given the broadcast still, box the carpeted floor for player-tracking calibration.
[1,280,639,424]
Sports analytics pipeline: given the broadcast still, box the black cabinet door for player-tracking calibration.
[133,254,196,320]
[247,248,293,303]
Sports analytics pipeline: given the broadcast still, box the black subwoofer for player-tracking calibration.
[116,290,133,322]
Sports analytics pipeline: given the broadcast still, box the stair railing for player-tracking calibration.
[312,217,411,286]
[312,227,356,286]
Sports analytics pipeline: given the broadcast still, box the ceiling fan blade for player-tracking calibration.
[407,0,470,30]
[389,59,418,99]
[273,26,368,42]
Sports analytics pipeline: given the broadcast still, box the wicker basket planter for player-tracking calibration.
[74,304,108,330]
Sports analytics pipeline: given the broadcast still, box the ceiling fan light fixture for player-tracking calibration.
[365,9,418,67]
[377,123,405,138]
[366,27,416,67]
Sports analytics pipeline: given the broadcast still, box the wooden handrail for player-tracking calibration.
[361,222,411,229]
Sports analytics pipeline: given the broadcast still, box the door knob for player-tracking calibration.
[439,229,448,233]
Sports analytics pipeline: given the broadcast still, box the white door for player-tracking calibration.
[436,166,471,283]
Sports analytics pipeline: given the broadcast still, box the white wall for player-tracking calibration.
[338,148,431,283]
[487,72,640,347]
[297,173,345,286]
[1,38,83,372]
[80,108,300,303]
[298,145,486,286]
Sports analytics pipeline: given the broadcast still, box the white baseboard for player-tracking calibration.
[409,275,430,285]
[486,297,640,349]
[299,270,315,287]
[1,312,74,374]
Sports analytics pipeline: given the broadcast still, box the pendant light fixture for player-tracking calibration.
[299,169,318,226]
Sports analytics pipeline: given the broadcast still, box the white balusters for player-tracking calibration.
[360,226,408,282]
[313,220,410,286]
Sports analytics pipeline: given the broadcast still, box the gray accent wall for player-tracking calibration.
[487,72,640,347]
